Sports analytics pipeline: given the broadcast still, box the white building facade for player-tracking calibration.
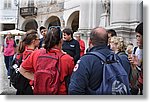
[0,0,18,31]
[0,0,18,48]
[18,0,143,47]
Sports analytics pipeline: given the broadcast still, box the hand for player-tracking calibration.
[128,54,138,67]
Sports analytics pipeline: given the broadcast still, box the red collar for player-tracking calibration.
[49,48,61,53]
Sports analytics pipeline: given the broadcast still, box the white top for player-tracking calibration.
[135,47,143,66]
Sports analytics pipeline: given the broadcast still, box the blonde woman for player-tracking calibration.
[110,36,131,76]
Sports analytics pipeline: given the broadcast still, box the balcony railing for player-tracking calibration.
[20,7,37,18]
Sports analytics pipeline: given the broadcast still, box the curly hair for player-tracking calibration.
[110,36,126,52]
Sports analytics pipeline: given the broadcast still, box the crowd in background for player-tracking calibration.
[1,22,143,95]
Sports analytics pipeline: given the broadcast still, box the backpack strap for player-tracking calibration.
[87,52,106,63]
[133,47,138,54]
[117,51,128,57]
[18,54,23,63]
[87,51,117,64]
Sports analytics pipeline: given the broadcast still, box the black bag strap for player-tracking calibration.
[133,47,138,54]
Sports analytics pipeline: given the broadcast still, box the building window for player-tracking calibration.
[4,0,11,9]
[28,0,34,7]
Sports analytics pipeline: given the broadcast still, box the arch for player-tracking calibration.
[22,19,38,31]
[67,11,79,32]
[44,16,61,29]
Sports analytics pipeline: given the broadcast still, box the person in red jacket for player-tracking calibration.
[15,30,40,95]
[19,26,74,95]
[74,33,85,57]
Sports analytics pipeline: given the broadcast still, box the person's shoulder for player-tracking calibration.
[31,49,43,56]
[61,54,73,60]
[80,39,85,43]
[72,39,79,43]
[80,53,100,62]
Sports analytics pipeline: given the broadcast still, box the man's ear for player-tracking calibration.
[89,39,92,45]
[89,39,93,48]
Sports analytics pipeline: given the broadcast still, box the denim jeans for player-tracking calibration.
[4,55,14,76]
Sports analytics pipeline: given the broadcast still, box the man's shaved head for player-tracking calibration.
[90,27,108,46]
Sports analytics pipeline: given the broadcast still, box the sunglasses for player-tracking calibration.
[48,26,62,39]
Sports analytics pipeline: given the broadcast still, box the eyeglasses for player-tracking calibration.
[48,26,62,39]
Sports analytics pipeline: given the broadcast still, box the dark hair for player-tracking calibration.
[107,29,117,37]
[18,30,38,53]
[135,22,143,35]
[44,27,62,52]
[90,27,108,46]
[39,26,46,32]
[62,28,73,38]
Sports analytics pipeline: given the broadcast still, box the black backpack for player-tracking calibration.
[10,53,30,91]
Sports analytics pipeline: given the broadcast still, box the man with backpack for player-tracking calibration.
[68,27,130,95]
[19,26,74,95]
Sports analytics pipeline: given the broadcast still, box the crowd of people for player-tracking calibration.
[2,22,143,95]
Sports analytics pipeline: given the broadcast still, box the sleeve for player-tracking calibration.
[119,55,131,76]
[60,55,74,82]
[21,51,38,72]
[80,40,85,52]
[68,57,90,95]
[74,40,80,63]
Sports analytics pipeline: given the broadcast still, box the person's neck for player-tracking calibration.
[53,45,61,50]
[139,46,143,49]
[68,37,72,41]
[27,45,35,50]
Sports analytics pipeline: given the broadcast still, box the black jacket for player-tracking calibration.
[62,39,80,63]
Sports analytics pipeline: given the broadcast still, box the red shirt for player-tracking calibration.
[21,48,74,94]
[4,38,15,56]
[22,47,34,61]
[79,39,85,56]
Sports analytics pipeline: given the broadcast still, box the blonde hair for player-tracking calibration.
[110,36,126,52]
[126,43,134,54]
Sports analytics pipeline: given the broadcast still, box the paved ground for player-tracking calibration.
[0,52,16,95]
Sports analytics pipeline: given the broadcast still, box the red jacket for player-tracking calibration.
[21,48,74,94]
[79,39,85,57]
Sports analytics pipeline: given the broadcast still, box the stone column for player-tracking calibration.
[110,0,130,26]
[79,1,90,31]
[99,0,110,27]
[109,0,141,45]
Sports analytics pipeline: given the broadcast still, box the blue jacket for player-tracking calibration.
[39,37,44,49]
[117,51,131,77]
[68,44,112,95]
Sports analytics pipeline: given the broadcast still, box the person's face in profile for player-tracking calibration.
[136,33,143,48]
[63,33,71,41]
[41,29,47,37]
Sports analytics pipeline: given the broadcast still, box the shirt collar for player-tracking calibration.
[89,44,108,52]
